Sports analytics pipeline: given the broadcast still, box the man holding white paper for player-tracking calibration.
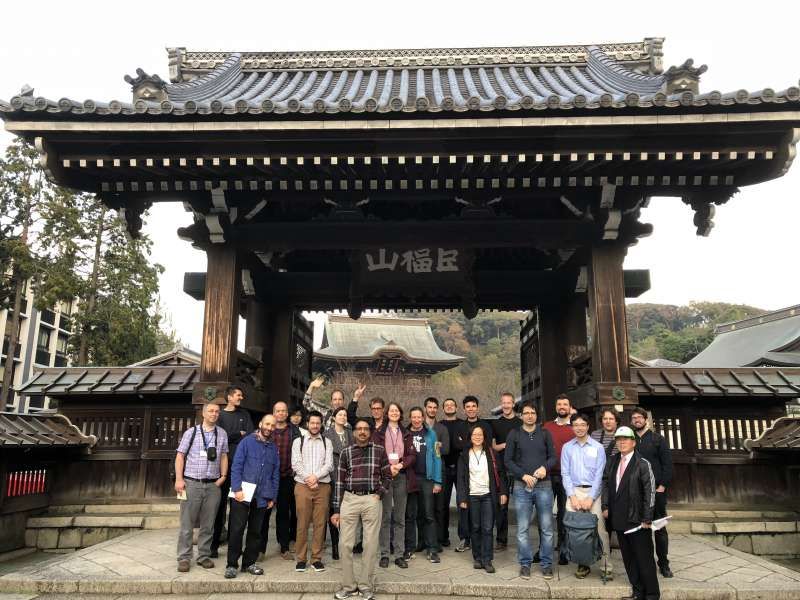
[225,414,280,579]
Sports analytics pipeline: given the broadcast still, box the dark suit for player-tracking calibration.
[603,451,660,600]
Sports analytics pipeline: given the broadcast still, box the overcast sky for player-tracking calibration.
[2,2,798,352]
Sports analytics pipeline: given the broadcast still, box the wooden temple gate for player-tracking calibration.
[4,38,800,503]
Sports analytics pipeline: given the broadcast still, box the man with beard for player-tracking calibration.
[439,398,466,549]
[631,407,673,578]
[542,393,575,565]
[212,386,254,557]
[224,414,279,579]
[259,401,302,560]
[490,392,520,551]
[331,419,392,600]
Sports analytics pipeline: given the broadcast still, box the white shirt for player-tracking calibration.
[468,449,491,496]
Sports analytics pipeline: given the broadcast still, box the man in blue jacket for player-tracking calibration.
[225,414,280,579]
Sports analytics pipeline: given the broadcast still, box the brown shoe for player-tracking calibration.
[197,558,214,569]
[281,550,293,561]
[177,560,190,572]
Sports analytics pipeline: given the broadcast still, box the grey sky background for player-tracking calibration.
[2,2,798,352]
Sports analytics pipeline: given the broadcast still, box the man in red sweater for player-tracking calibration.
[543,394,575,566]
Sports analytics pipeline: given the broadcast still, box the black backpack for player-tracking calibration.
[563,511,603,566]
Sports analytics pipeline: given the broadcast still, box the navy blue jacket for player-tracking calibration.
[231,431,280,508]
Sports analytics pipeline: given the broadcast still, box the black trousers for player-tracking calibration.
[617,528,660,600]
[260,475,296,553]
[469,493,494,564]
[654,491,669,568]
[495,473,512,544]
[551,474,567,552]
[440,463,471,542]
[227,499,267,569]
[327,484,339,556]
[211,476,232,551]
[405,479,437,553]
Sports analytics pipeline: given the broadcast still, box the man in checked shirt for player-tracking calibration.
[330,418,392,600]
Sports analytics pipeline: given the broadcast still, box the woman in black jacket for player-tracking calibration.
[456,423,507,573]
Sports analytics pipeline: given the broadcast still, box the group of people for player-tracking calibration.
[174,382,673,600]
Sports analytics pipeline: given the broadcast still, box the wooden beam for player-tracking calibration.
[225,219,595,250]
[194,246,240,404]
[587,244,637,406]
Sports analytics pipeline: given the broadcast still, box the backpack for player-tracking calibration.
[562,511,603,566]
[299,434,327,453]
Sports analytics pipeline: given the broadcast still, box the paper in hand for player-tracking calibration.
[229,481,257,503]
[624,515,671,535]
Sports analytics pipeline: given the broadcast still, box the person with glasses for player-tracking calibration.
[331,419,392,600]
[561,412,611,580]
[504,401,556,580]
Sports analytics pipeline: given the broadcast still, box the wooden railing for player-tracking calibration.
[4,469,48,497]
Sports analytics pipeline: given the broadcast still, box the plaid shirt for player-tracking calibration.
[333,441,392,513]
[176,425,229,480]
[272,425,296,478]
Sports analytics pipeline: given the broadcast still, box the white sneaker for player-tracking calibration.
[334,589,359,600]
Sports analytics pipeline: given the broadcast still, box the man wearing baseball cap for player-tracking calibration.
[602,426,659,600]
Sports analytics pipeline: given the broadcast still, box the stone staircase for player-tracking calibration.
[25,502,180,552]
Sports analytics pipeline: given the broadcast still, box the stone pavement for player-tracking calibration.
[1,527,799,599]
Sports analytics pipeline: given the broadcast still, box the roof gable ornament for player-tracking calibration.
[663,59,708,94]
[124,68,168,102]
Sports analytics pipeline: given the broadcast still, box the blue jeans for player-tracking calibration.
[469,493,494,564]
[513,483,554,569]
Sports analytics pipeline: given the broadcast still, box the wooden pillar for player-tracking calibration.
[587,245,637,407]
[194,245,240,405]
[537,295,588,420]
[267,307,294,411]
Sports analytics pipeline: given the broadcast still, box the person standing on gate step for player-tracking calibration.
[603,426,660,600]
[505,401,556,580]
[174,402,229,573]
[543,393,576,566]
[453,395,494,553]
[372,402,415,568]
[259,401,301,560]
[212,386,254,557]
[422,397,450,554]
[292,410,334,573]
[561,412,612,580]
[331,418,392,600]
[305,375,350,431]
[347,385,386,430]
[405,406,443,564]
[224,414,279,579]
[490,392,521,552]
[439,397,466,550]
[456,423,507,574]
[630,406,674,578]
[325,406,353,560]
[591,408,621,458]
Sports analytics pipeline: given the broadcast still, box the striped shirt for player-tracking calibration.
[333,442,392,513]
[291,434,334,485]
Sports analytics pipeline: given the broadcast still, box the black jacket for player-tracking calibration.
[635,429,673,488]
[602,451,656,531]
[455,446,508,505]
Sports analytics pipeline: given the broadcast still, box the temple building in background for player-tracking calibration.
[312,314,463,408]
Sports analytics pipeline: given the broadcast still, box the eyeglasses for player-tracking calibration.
[354,426,371,431]
[521,411,536,416]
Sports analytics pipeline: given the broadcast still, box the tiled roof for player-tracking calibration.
[315,315,463,365]
[631,367,800,398]
[686,305,800,368]
[0,412,96,448]
[16,366,197,396]
[3,39,798,118]
[743,417,800,451]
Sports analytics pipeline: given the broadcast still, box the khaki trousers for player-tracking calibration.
[566,487,612,572]
[295,482,331,562]
[339,491,382,594]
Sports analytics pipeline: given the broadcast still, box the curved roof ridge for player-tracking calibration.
[166,53,242,102]
[586,46,664,95]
